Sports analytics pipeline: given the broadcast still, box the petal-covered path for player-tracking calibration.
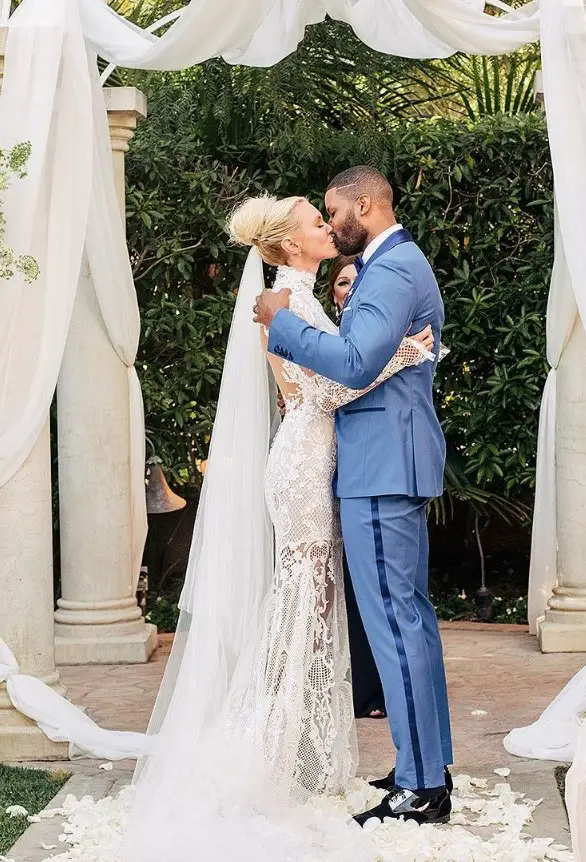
[5,625,582,860]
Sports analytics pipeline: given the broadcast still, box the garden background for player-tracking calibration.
[83,6,552,629]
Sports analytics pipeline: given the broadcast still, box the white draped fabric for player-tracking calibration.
[527,213,577,632]
[528,0,586,632]
[2,0,586,857]
[0,638,153,760]
[566,718,586,862]
[77,0,539,70]
[0,0,585,833]
[0,0,147,587]
[503,664,586,862]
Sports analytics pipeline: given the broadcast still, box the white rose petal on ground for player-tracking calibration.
[5,805,28,818]
[40,808,66,819]
[99,763,113,771]
[450,812,468,825]
[34,776,572,862]
[471,709,488,716]
[494,768,511,777]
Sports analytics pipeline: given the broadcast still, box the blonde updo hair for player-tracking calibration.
[228,193,305,266]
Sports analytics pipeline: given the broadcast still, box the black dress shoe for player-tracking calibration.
[370,766,453,794]
[354,786,451,827]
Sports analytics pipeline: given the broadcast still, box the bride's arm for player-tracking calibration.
[308,337,433,412]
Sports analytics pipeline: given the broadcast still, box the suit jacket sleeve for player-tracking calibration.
[267,255,417,389]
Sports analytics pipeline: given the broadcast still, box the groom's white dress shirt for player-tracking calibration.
[362,223,404,264]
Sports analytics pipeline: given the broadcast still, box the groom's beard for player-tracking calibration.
[332,214,368,256]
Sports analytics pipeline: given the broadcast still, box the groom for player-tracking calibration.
[254,166,453,825]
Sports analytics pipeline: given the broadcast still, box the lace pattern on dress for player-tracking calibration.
[262,266,354,798]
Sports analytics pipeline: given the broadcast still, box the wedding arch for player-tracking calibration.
[0,0,584,756]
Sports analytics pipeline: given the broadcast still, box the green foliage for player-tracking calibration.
[493,595,528,624]
[430,590,528,624]
[438,47,541,121]
[146,594,180,632]
[0,142,40,283]
[127,154,249,484]
[127,77,552,496]
[0,765,70,854]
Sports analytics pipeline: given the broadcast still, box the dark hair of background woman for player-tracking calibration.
[327,254,358,306]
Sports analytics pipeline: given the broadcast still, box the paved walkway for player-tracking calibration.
[59,623,585,773]
[6,625,584,856]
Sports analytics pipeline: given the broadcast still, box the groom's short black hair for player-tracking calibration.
[327,166,393,207]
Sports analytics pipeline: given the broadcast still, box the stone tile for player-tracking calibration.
[57,629,586,766]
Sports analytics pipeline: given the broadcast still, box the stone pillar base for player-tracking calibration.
[538,583,586,653]
[538,614,586,653]
[0,721,69,761]
[55,623,157,665]
[0,684,69,761]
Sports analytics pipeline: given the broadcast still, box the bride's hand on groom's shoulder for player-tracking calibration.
[253,288,291,327]
[410,324,434,353]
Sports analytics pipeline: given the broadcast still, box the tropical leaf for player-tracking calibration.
[436,48,541,120]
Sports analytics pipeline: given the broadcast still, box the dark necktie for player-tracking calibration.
[354,256,364,273]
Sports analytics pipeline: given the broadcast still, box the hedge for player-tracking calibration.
[126,75,553,499]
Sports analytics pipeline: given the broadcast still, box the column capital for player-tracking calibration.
[103,86,147,117]
[104,86,147,152]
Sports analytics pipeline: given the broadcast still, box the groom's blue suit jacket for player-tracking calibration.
[268,230,446,499]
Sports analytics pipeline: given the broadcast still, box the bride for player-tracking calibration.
[120,194,434,862]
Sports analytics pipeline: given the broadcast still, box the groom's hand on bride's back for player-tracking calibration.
[253,289,291,327]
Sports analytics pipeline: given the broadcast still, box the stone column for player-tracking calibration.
[102,87,147,223]
[55,86,156,665]
[0,423,68,759]
[539,312,586,652]
[0,27,68,760]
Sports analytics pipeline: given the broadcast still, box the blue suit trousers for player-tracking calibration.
[340,495,453,791]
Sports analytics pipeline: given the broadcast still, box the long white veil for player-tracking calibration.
[0,249,282,770]
[140,247,278,743]
[121,247,285,857]
[120,248,368,862]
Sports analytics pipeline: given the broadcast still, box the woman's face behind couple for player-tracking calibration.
[330,260,357,311]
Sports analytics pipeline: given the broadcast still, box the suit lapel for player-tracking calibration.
[342,228,413,313]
